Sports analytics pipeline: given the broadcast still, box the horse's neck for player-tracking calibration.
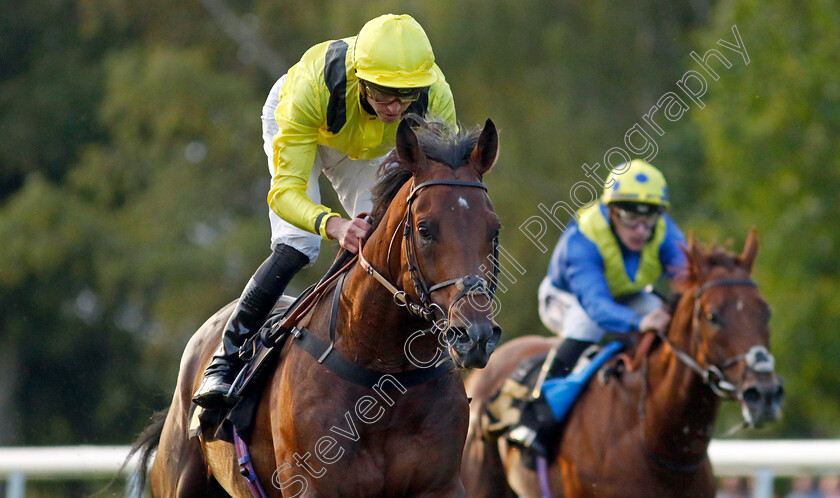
[329,207,437,372]
[643,305,720,459]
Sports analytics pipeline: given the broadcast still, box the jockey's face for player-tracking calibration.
[609,206,657,252]
[367,98,412,123]
[361,81,422,123]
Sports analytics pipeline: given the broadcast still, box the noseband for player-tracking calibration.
[359,179,499,322]
[656,278,776,400]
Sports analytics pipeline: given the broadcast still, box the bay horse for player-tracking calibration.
[461,230,784,498]
[131,116,503,497]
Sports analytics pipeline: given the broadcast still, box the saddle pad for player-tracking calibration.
[541,340,623,421]
[482,352,548,438]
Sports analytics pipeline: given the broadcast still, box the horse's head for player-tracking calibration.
[674,229,784,428]
[367,116,502,369]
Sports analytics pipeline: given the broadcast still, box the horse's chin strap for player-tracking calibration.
[358,178,497,323]
[358,238,441,321]
[655,329,739,399]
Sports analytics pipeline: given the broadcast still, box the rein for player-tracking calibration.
[358,178,499,323]
[657,278,776,400]
[267,179,497,389]
[642,277,776,471]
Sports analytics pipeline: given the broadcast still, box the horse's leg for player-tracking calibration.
[202,438,251,496]
[150,307,234,497]
[201,378,277,497]
[461,408,516,498]
[461,337,556,498]
[152,374,216,497]
[497,440,557,498]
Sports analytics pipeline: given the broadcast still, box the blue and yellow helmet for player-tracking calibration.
[602,159,670,210]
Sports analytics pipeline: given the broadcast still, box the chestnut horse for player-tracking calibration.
[461,230,784,498]
[131,117,503,497]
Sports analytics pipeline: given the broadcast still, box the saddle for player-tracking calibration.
[189,291,308,443]
[189,247,454,443]
[481,341,627,466]
[190,250,356,443]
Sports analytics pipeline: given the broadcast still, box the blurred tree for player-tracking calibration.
[691,0,840,437]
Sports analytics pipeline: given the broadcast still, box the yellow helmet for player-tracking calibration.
[601,159,670,208]
[352,14,438,88]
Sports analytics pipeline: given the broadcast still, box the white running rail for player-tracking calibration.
[1,441,839,497]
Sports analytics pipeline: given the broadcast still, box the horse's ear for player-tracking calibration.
[685,231,704,279]
[469,118,499,176]
[396,118,426,174]
[739,227,759,272]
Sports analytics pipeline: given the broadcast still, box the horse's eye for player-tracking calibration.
[493,225,501,239]
[705,310,722,325]
[417,224,432,240]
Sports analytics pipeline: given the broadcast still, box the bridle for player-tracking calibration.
[655,278,776,400]
[358,178,499,323]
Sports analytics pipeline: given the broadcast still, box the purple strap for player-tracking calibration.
[536,455,553,498]
[233,426,269,498]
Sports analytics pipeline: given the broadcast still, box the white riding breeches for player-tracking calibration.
[537,276,662,342]
[261,74,384,265]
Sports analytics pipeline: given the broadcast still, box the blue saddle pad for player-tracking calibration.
[541,341,623,421]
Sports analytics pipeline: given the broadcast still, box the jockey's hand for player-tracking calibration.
[639,308,671,334]
[325,216,371,254]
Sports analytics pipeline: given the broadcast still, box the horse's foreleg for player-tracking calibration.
[461,428,516,497]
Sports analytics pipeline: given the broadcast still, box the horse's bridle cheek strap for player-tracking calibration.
[668,278,778,399]
[404,179,495,319]
[359,178,495,323]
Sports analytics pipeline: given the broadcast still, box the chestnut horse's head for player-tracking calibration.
[673,229,784,427]
[368,116,502,369]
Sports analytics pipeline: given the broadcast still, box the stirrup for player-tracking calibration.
[508,425,538,447]
[192,374,235,408]
[508,425,549,457]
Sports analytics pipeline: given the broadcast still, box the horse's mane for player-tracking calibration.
[369,115,481,229]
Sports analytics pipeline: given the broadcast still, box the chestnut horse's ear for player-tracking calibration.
[739,227,759,272]
[469,118,499,177]
[685,231,704,280]
[396,118,426,174]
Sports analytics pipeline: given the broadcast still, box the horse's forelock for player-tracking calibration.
[415,124,480,169]
[369,118,481,230]
[674,244,744,294]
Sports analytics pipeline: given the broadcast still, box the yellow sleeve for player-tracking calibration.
[267,54,340,239]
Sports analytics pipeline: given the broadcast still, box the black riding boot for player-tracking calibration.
[192,244,308,408]
[507,338,595,457]
[543,337,595,380]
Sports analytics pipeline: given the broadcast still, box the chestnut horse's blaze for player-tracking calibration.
[461,230,783,498]
[129,116,502,497]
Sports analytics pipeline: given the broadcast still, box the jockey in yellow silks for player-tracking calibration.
[508,159,686,455]
[193,14,457,408]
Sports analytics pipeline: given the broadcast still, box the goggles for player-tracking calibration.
[613,207,660,231]
[361,81,424,105]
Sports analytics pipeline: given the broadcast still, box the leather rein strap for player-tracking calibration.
[656,278,775,399]
[358,178,498,322]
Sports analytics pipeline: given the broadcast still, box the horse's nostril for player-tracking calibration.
[491,325,502,340]
[448,327,470,346]
[774,385,785,401]
[742,386,761,404]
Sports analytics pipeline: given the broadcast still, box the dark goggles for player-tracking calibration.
[361,81,424,105]
[613,207,660,231]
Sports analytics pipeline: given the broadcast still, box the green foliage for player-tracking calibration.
[688,0,840,437]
